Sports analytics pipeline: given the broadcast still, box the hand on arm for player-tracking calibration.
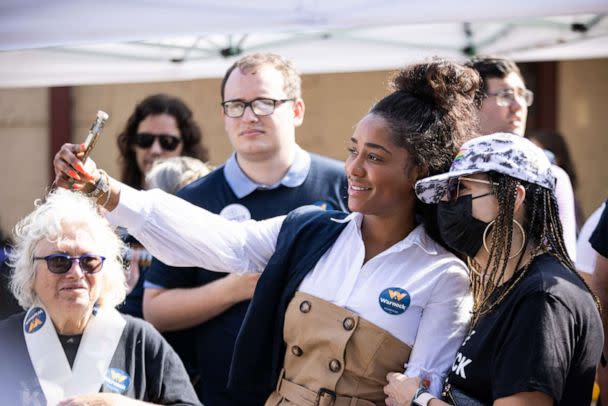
[143,272,261,332]
[384,373,447,406]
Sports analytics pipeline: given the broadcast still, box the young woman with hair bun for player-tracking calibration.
[55,58,481,405]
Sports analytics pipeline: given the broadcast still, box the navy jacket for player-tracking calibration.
[228,206,349,394]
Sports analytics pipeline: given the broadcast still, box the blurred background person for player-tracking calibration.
[0,224,21,319]
[0,189,199,405]
[468,56,578,262]
[527,130,584,231]
[145,156,213,194]
[576,201,605,285]
[116,93,209,190]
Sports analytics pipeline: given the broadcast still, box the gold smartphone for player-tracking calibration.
[81,110,109,164]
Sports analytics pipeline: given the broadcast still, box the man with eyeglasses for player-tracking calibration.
[468,56,577,261]
[142,53,347,406]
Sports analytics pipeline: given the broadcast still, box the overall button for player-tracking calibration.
[291,346,303,357]
[299,300,311,313]
[342,317,355,331]
[329,359,341,372]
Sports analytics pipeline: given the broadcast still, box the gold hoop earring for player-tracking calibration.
[482,219,526,259]
[509,219,526,258]
[466,257,482,276]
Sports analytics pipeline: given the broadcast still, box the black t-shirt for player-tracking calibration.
[590,200,608,258]
[445,254,602,405]
[0,312,201,405]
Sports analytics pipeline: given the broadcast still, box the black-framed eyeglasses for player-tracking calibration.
[134,133,182,151]
[446,176,498,201]
[33,254,106,274]
[221,98,295,118]
[486,88,534,107]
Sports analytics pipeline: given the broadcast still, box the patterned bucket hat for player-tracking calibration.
[415,133,556,204]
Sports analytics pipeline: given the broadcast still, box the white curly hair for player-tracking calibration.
[7,189,127,309]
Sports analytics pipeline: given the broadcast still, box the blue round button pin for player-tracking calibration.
[378,287,411,315]
[104,368,131,394]
[24,307,46,334]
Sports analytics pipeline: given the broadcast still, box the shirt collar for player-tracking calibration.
[335,212,440,256]
[224,145,311,199]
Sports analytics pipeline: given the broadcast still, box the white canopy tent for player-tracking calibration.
[1,0,608,88]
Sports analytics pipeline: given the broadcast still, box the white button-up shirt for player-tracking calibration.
[107,186,472,395]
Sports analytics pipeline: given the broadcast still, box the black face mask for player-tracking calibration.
[438,195,489,258]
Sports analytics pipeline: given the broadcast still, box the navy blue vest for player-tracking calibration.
[228,206,349,394]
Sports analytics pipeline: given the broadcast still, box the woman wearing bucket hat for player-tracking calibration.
[384,133,602,406]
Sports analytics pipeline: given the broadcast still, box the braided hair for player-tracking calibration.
[470,172,599,323]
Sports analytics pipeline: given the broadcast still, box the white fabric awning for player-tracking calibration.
[1,0,607,87]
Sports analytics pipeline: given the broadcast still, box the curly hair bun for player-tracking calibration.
[390,58,480,114]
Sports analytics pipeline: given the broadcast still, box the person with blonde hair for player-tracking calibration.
[0,189,199,406]
[145,156,213,194]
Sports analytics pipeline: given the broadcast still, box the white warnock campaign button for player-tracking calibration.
[220,204,252,222]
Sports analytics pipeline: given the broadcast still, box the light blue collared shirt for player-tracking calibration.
[224,145,311,198]
[143,145,312,289]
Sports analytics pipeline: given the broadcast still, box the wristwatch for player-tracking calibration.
[84,169,109,200]
[412,390,436,406]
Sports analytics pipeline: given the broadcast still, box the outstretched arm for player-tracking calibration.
[54,143,282,272]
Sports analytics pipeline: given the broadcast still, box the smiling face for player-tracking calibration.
[133,113,184,174]
[479,72,528,136]
[32,223,103,319]
[222,64,304,163]
[345,114,417,220]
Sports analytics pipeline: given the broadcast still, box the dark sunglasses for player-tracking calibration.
[33,254,106,274]
[446,176,498,201]
[134,133,182,151]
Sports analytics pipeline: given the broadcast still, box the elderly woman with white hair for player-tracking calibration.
[0,190,200,406]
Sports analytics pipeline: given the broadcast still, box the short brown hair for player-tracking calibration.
[220,53,302,101]
[466,56,524,105]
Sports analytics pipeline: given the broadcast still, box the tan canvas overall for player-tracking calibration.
[265,292,412,406]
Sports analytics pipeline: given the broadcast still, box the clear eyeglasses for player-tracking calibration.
[221,98,294,118]
[486,88,534,107]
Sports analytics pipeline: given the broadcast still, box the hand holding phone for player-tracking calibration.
[81,110,109,164]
